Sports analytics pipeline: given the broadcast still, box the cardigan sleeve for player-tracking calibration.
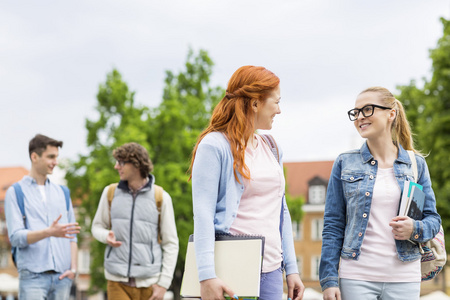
[192,139,223,281]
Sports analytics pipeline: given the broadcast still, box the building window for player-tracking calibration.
[0,247,9,268]
[309,185,326,204]
[311,218,323,241]
[78,249,90,274]
[292,221,302,241]
[297,256,303,276]
[311,255,320,280]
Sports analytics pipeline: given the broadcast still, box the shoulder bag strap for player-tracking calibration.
[407,150,418,183]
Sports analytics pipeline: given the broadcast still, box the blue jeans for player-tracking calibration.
[19,270,73,300]
[259,267,283,300]
[340,278,420,300]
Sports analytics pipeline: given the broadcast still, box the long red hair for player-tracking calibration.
[189,65,280,182]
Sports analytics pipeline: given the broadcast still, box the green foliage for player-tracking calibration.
[285,193,305,223]
[150,49,223,296]
[283,167,305,223]
[66,69,149,293]
[65,49,223,296]
[397,17,450,251]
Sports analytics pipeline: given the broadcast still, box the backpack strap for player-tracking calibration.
[107,183,119,229]
[12,183,26,227]
[154,184,164,244]
[260,134,280,163]
[60,185,71,212]
[407,150,418,183]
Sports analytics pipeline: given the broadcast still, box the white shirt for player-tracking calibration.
[340,168,420,282]
[229,134,285,272]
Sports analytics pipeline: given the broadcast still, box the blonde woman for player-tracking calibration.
[320,87,441,300]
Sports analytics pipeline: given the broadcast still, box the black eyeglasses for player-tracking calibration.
[116,160,130,167]
[347,104,392,121]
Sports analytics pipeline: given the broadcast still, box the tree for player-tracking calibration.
[66,69,149,292]
[397,17,450,251]
[66,49,223,298]
[285,193,305,223]
[147,49,223,297]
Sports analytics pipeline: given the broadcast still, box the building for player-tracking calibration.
[284,160,334,291]
[0,167,29,298]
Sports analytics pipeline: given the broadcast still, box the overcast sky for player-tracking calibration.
[1,0,449,170]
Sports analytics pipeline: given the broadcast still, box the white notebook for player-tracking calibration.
[180,234,265,299]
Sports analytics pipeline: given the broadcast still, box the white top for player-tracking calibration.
[229,134,285,273]
[38,185,46,203]
[339,168,420,282]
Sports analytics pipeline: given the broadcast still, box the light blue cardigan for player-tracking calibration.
[191,132,299,281]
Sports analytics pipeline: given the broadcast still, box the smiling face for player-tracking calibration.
[31,145,59,176]
[353,91,396,140]
[254,85,281,130]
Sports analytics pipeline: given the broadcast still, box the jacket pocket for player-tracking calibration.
[341,173,364,199]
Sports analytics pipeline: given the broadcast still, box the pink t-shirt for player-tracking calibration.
[229,134,285,273]
[339,168,421,282]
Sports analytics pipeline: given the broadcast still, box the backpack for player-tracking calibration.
[11,182,71,267]
[407,151,447,281]
[106,183,164,244]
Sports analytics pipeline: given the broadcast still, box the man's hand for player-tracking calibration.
[106,230,122,247]
[286,273,305,300]
[47,214,80,238]
[59,269,76,280]
[323,287,341,300]
[389,216,414,240]
[148,284,166,300]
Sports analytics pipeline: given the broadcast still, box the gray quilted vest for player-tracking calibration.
[104,177,162,278]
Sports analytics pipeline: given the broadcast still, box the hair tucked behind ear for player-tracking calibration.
[359,86,419,153]
[189,66,280,182]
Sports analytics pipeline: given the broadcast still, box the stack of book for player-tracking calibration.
[181,234,265,300]
[398,180,425,220]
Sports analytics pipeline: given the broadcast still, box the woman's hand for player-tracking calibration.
[200,278,237,300]
[323,287,341,300]
[389,216,414,240]
[286,273,305,300]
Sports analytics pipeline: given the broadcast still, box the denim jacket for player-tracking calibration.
[319,142,441,291]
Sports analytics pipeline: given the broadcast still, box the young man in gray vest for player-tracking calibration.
[5,134,80,300]
[91,142,179,300]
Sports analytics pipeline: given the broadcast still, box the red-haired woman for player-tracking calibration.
[190,66,304,300]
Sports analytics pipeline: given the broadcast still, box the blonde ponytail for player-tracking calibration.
[392,99,416,152]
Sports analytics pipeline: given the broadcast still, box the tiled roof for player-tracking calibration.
[0,167,29,200]
[284,161,334,197]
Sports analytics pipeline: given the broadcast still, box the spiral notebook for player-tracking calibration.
[180,234,265,299]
